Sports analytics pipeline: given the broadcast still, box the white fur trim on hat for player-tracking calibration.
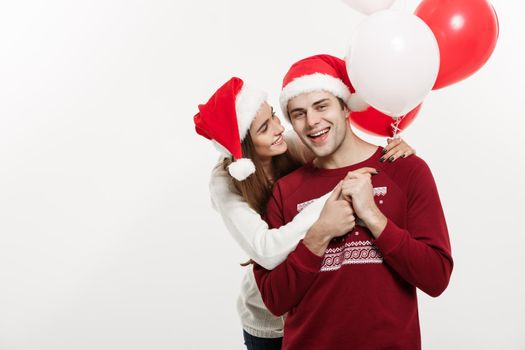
[235,83,267,141]
[347,92,369,112]
[227,158,256,181]
[279,73,352,118]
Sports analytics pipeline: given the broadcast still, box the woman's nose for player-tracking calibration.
[272,117,284,134]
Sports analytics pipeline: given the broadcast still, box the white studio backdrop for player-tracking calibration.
[0,0,523,349]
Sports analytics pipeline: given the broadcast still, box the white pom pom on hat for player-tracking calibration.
[347,92,369,112]
[227,158,257,181]
[194,77,267,181]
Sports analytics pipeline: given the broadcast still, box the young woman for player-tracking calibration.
[194,77,415,350]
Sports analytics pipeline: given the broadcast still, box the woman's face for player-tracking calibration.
[249,102,287,160]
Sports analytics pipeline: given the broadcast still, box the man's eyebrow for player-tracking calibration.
[312,98,330,106]
[256,119,270,133]
[288,107,306,115]
[289,98,330,115]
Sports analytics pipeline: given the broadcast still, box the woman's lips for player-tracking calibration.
[272,134,284,146]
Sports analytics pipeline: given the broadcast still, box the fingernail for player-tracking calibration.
[388,156,395,162]
[379,157,386,162]
[381,149,387,155]
[401,153,407,158]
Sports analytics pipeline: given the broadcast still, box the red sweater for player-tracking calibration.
[254,147,453,350]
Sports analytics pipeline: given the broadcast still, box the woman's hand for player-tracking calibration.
[380,138,416,163]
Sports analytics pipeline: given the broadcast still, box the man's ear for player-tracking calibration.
[343,106,352,123]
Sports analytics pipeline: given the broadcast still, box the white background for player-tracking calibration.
[0,1,524,349]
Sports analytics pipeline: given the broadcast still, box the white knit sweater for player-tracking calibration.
[209,132,331,338]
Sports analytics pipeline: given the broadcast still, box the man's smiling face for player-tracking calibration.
[288,91,349,159]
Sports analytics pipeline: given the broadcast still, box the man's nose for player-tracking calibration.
[306,111,321,128]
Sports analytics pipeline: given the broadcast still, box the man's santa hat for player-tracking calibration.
[194,77,267,181]
[279,54,368,118]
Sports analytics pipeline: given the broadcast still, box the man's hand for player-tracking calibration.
[318,181,356,238]
[303,181,355,256]
[341,167,387,238]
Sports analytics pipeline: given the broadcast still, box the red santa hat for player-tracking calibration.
[194,77,267,181]
[279,54,368,118]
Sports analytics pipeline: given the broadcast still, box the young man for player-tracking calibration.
[254,55,453,350]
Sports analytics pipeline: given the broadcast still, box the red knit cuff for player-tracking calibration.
[290,240,324,273]
[373,218,406,256]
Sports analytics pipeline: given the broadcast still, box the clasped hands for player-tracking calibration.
[321,167,387,240]
[305,167,389,256]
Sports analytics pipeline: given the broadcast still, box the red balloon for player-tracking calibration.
[349,104,422,137]
[415,0,499,90]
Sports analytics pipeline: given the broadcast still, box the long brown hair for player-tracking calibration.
[222,132,301,215]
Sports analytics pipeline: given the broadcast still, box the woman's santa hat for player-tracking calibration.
[279,54,368,118]
[194,77,267,181]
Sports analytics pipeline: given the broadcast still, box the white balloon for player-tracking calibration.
[346,10,439,117]
[341,0,396,15]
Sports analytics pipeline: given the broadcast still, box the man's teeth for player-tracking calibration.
[310,128,329,137]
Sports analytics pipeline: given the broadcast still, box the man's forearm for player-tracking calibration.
[254,241,323,316]
[361,207,388,239]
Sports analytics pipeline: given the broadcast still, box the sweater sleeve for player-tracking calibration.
[209,163,330,270]
[253,182,323,316]
[373,160,453,297]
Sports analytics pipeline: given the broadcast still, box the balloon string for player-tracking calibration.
[391,114,405,139]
